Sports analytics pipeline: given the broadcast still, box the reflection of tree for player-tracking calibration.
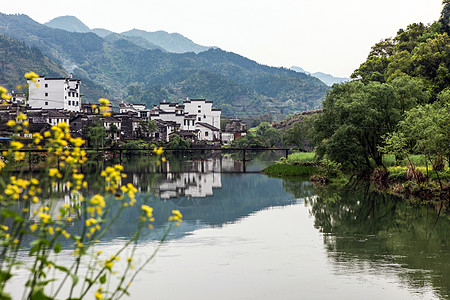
[299,181,450,299]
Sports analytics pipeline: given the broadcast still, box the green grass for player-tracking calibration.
[382,154,433,167]
[263,163,317,177]
[286,152,316,164]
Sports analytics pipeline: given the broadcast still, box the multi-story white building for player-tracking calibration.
[183,98,221,129]
[27,77,81,112]
[149,98,221,141]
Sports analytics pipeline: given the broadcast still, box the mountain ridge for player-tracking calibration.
[0,13,328,116]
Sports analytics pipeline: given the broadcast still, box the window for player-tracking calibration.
[205,131,209,137]
[198,117,201,121]
[45,102,48,106]
[198,110,201,113]
[65,96,67,99]
[45,93,48,97]
[76,101,78,106]
[45,84,48,88]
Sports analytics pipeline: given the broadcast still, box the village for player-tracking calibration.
[0,76,247,146]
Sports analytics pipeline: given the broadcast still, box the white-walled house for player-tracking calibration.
[149,98,221,141]
[195,122,220,141]
[27,77,81,112]
[183,98,221,129]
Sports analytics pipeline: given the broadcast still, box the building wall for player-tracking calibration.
[184,99,221,129]
[28,78,81,112]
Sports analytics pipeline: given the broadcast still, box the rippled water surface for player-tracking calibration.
[7,155,450,299]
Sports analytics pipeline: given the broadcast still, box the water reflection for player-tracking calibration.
[289,180,450,299]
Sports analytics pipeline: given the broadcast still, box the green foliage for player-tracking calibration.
[313,80,414,171]
[166,135,189,149]
[0,34,67,90]
[286,152,316,164]
[231,135,265,148]
[83,119,107,148]
[282,115,316,150]
[254,122,282,147]
[317,159,342,179]
[352,20,450,100]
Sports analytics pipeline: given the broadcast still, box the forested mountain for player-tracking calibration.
[0,13,328,115]
[0,34,67,90]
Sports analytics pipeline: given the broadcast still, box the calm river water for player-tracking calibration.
[7,154,450,299]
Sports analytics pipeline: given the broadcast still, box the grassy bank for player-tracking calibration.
[263,152,317,176]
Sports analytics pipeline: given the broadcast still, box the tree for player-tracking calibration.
[136,120,157,139]
[83,119,107,148]
[312,81,408,171]
[254,122,281,147]
[382,93,450,187]
[282,115,316,150]
[439,0,450,34]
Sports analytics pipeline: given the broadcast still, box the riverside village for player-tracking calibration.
[1,76,247,146]
[0,3,449,300]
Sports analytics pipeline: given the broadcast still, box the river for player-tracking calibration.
[6,154,450,299]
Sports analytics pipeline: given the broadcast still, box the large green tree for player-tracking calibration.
[313,77,428,171]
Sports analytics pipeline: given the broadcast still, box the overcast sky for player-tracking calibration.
[1,0,444,77]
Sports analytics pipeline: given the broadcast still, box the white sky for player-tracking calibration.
[1,0,444,77]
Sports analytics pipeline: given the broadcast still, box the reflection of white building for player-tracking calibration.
[156,159,222,199]
[29,193,81,222]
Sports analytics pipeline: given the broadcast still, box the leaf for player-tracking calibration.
[99,273,107,284]
[53,242,62,253]
[0,270,12,282]
[30,288,52,300]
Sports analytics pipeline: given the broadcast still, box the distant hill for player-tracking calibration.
[103,33,165,51]
[44,15,210,54]
[91,28,113,38]
[121,29,210,54]
[45,15,91,33]
[0,13,328,116]
[290,66,349,86]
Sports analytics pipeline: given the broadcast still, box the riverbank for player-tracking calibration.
[263,152,450,209]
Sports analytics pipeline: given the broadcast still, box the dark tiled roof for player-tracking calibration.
[196,122,219,131]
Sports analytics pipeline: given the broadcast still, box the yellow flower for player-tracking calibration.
[95,289,103,300]
[24,71,39,80]
[11,141,24,150]
[49,168,61,178]
[153,147,164,155]
[30,224,38,232]
[17,113,27,120]
[39,213,51,223]
[98,98,110,105]
[6,120,16,127]
[141,205,153,218]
